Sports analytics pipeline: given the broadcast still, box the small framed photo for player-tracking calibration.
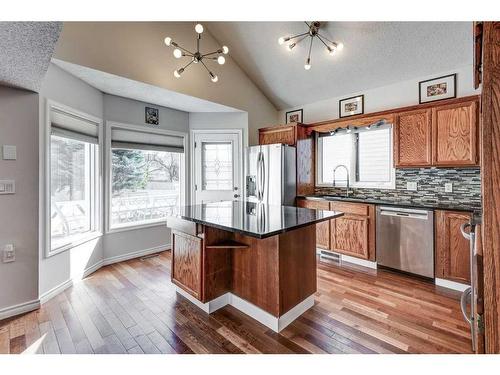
[285,109,303,124]
[145,106,159,125]
[339,95,364,118]
[419,74,457,104]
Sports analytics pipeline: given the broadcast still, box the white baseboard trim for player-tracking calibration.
[39,279,73,304]
[435,278,469,292]
[0,299,40,321]
[82,260,104,279]
[103,243,170,266]
[340,254,378,269]
[174,286,314,332]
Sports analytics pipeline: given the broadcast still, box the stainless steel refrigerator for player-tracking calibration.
[244,143,296,205]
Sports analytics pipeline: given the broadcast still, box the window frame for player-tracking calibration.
[105,121,187,234]
[315,125,396,190]
[44,100,103,258]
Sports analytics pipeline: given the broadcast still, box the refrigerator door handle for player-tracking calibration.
[260,153,266,201]
[256,151,263,201]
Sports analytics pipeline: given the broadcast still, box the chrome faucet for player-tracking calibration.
[333,164,350,197]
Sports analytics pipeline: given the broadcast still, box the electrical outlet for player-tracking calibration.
[2,145,17,160]
[3,244,15,263]
[445,183,453,193]
[406,181,417,191]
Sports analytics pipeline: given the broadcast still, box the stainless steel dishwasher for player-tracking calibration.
[376,206,434,278]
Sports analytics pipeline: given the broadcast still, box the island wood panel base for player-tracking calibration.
[172,223,318,329]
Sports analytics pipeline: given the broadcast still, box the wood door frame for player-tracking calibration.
[190,129,243,205]
[481,21,500,354]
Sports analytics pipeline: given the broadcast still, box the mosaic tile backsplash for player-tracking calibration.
[315,168,482,209]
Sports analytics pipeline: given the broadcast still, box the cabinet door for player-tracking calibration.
[435,210,472,284]
[296,198,330,249]
[259,125,296,145]
[432,101,479,166]
[330,215,369,259]
[171,230,203,299]
[394,109,432,167]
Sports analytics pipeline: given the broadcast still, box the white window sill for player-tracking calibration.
[48,231,102,258]
[106,219,168,234]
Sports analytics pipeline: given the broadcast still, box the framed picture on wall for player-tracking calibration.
[145,106,159,125]
[339,94,364,118]
[285,109,303,124]
[419,74,457,104]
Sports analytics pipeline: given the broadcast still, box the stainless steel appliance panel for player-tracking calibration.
[376,206,434,278]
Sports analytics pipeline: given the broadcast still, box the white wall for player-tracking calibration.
[189,112,249,147]
[53,22,278,145]
[38,63,105,297]
[103,94,189,260]
[279,65,480,123]
[0,86,39,314]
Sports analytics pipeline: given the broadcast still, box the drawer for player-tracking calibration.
[329,201,370,216]
[297,198,330,210]
[167,217,203,237]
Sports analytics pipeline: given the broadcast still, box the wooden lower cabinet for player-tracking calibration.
[296,198,375,260]
[296,199,330,249]
[329,202,376,261]
[435,210,472,284]
[171,230,203,299]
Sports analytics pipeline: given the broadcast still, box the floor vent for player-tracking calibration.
[319,250,340,262]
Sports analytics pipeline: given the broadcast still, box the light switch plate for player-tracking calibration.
[0,180,15,194]
[406,181,418,191]
[2,145,17,160]
[445,183,453,193]
[3,244,15,263]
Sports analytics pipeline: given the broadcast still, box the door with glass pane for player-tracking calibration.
[193,132,242,204]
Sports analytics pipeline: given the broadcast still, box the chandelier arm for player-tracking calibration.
[174,44,195,55]
[316,34,332,49]
[288,31,309,41]
[181,59,195,70]
[202,50,222,57]
[317,33,338,47]
[304,21,311,28]
[197,34,201,53]
[307,36,314,60]
[200,59,212,73]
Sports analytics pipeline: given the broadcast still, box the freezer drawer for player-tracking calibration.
[376,206,434,278]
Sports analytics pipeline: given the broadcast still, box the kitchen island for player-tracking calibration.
[167,200,343,332]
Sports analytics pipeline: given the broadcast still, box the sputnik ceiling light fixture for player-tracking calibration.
[164,23,229,82]
[278,21,343,70]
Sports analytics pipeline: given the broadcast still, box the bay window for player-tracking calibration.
[49,106,101,254]
[109,125,185,230]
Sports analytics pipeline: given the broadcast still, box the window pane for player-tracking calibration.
[202,142,233,190]
[50,135,92,249]
[357,128,391,182]
[320,133,352,184]
[111,148,181,228]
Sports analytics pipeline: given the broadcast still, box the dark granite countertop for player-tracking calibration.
[298,194,482,213]
[168,200,343,239]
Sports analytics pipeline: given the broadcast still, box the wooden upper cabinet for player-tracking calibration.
[259,124,297,145]
[432,100,479,166]
[296,198,330,249]
[171,230,203,299]
[394,109,432,167]
[435,210,472,284]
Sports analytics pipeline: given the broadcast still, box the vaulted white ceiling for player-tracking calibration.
[207,22,473,110]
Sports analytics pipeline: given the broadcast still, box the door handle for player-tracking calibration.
[460,222,471,240]
[234,194,240,199]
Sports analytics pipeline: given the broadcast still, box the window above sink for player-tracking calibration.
[316,125,395,189]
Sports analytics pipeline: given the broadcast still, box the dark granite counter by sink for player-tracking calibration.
[168,200,343,239]
[298,194,482,213]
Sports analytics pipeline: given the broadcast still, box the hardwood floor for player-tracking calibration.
[0,251,472,354]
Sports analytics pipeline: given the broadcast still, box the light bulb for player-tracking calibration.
[328,46,336,55]
[164,37,172,46]
[210,73,218,83]
[304,58,311,70]
[195,24,204,34]
[278,37,285,45]
[288,43,296,51]
[173,48,182,58]
[217,56,226,65]
[174,70,181,78]
[336,42,344,51]
[222,45,229,54]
